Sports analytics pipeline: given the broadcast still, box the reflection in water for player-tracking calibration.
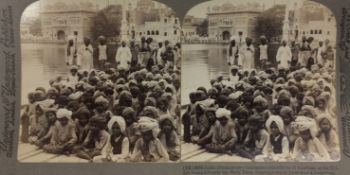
[181,44,229,104]
[21,43,68,104]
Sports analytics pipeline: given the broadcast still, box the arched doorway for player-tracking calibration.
[222,31,230,41]
[57,30,65,40]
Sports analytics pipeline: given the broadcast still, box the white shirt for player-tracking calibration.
[115,46,132,69]
[276,45,292,69]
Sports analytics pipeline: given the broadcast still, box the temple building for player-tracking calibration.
[182,15,206,41]
[39,1,97,41]
[207,2,263,42]
[282,0,336,45]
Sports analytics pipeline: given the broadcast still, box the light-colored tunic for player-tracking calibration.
[292,137,330,161]
[276,46,292,69]
[98,45,107,61]
[239,44,255,70]
[78,44,94,70]
[115,46,132,70]
[259,44,268,60]
[227,45,239,65]
[130,138,169,162]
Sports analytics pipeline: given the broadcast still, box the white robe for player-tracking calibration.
[276,46,292,69]
[115,46,132,70]
[239,44,255,70]
[98,45,107,61]
[259,44,268,60]
[78,44,94,70]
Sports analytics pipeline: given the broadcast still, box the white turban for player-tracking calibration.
[107,116,126,134]
[229,91,243,100]
[230,35,238,41]
[292,116,318,137]
[216,108,231,119]
[56,108,72,120]
[265,115,284,133]
[94,95,109,104]
[138,117,159,133]
[69,91,84,100]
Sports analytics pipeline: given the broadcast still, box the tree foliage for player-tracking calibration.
[196,19,208,37]
[28,18,42,36]
[91,5,122,40]
[254,5,286,41]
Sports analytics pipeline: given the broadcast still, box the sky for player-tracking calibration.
[186,0,286,18]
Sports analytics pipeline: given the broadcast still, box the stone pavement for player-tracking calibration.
[181,142,252,162]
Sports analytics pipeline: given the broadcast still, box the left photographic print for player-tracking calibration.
[19,0,182,163]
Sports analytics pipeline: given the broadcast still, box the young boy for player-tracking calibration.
[74,107,91,145]
[236,114,269,160]
[21,92,36,143]
[76,116,109,162]
[316,114,340,160]
[280,106,298,148]
[122,107,140,152]
[43,109,77,154]
[34,108,57,148]
[29,104,48,143]
[182,92,197,143]
[93,116,130,162]
[190,103,209,143]
[197,107,217,147]
[205,108,237,154]
[234,106,250,147]
[255,115,290,162]
[67,66,79,84]
[158,116,180,161]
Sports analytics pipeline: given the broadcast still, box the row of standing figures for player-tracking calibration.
[227,36,335,71]
[66,36,182,72]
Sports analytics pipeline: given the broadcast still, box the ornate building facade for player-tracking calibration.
[40,1,97,42]
[130,0,180,43]
[207,2,263,42]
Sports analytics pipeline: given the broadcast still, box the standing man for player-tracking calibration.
[129,41,139,72]
[239,37,255,71]
[227,36,239,66]
[154,42,163,66]
[290,40,299,69]
[315,41,324,66]
[97,36,107,70]
[73,31,79,66]
[115,41,132,70]
[276,40,292,69]
[258,35,268,70]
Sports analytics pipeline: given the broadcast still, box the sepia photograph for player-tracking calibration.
[181,0,339,162]
[19,0,181,163]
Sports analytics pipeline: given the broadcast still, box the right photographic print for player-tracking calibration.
[181,0,339,162]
